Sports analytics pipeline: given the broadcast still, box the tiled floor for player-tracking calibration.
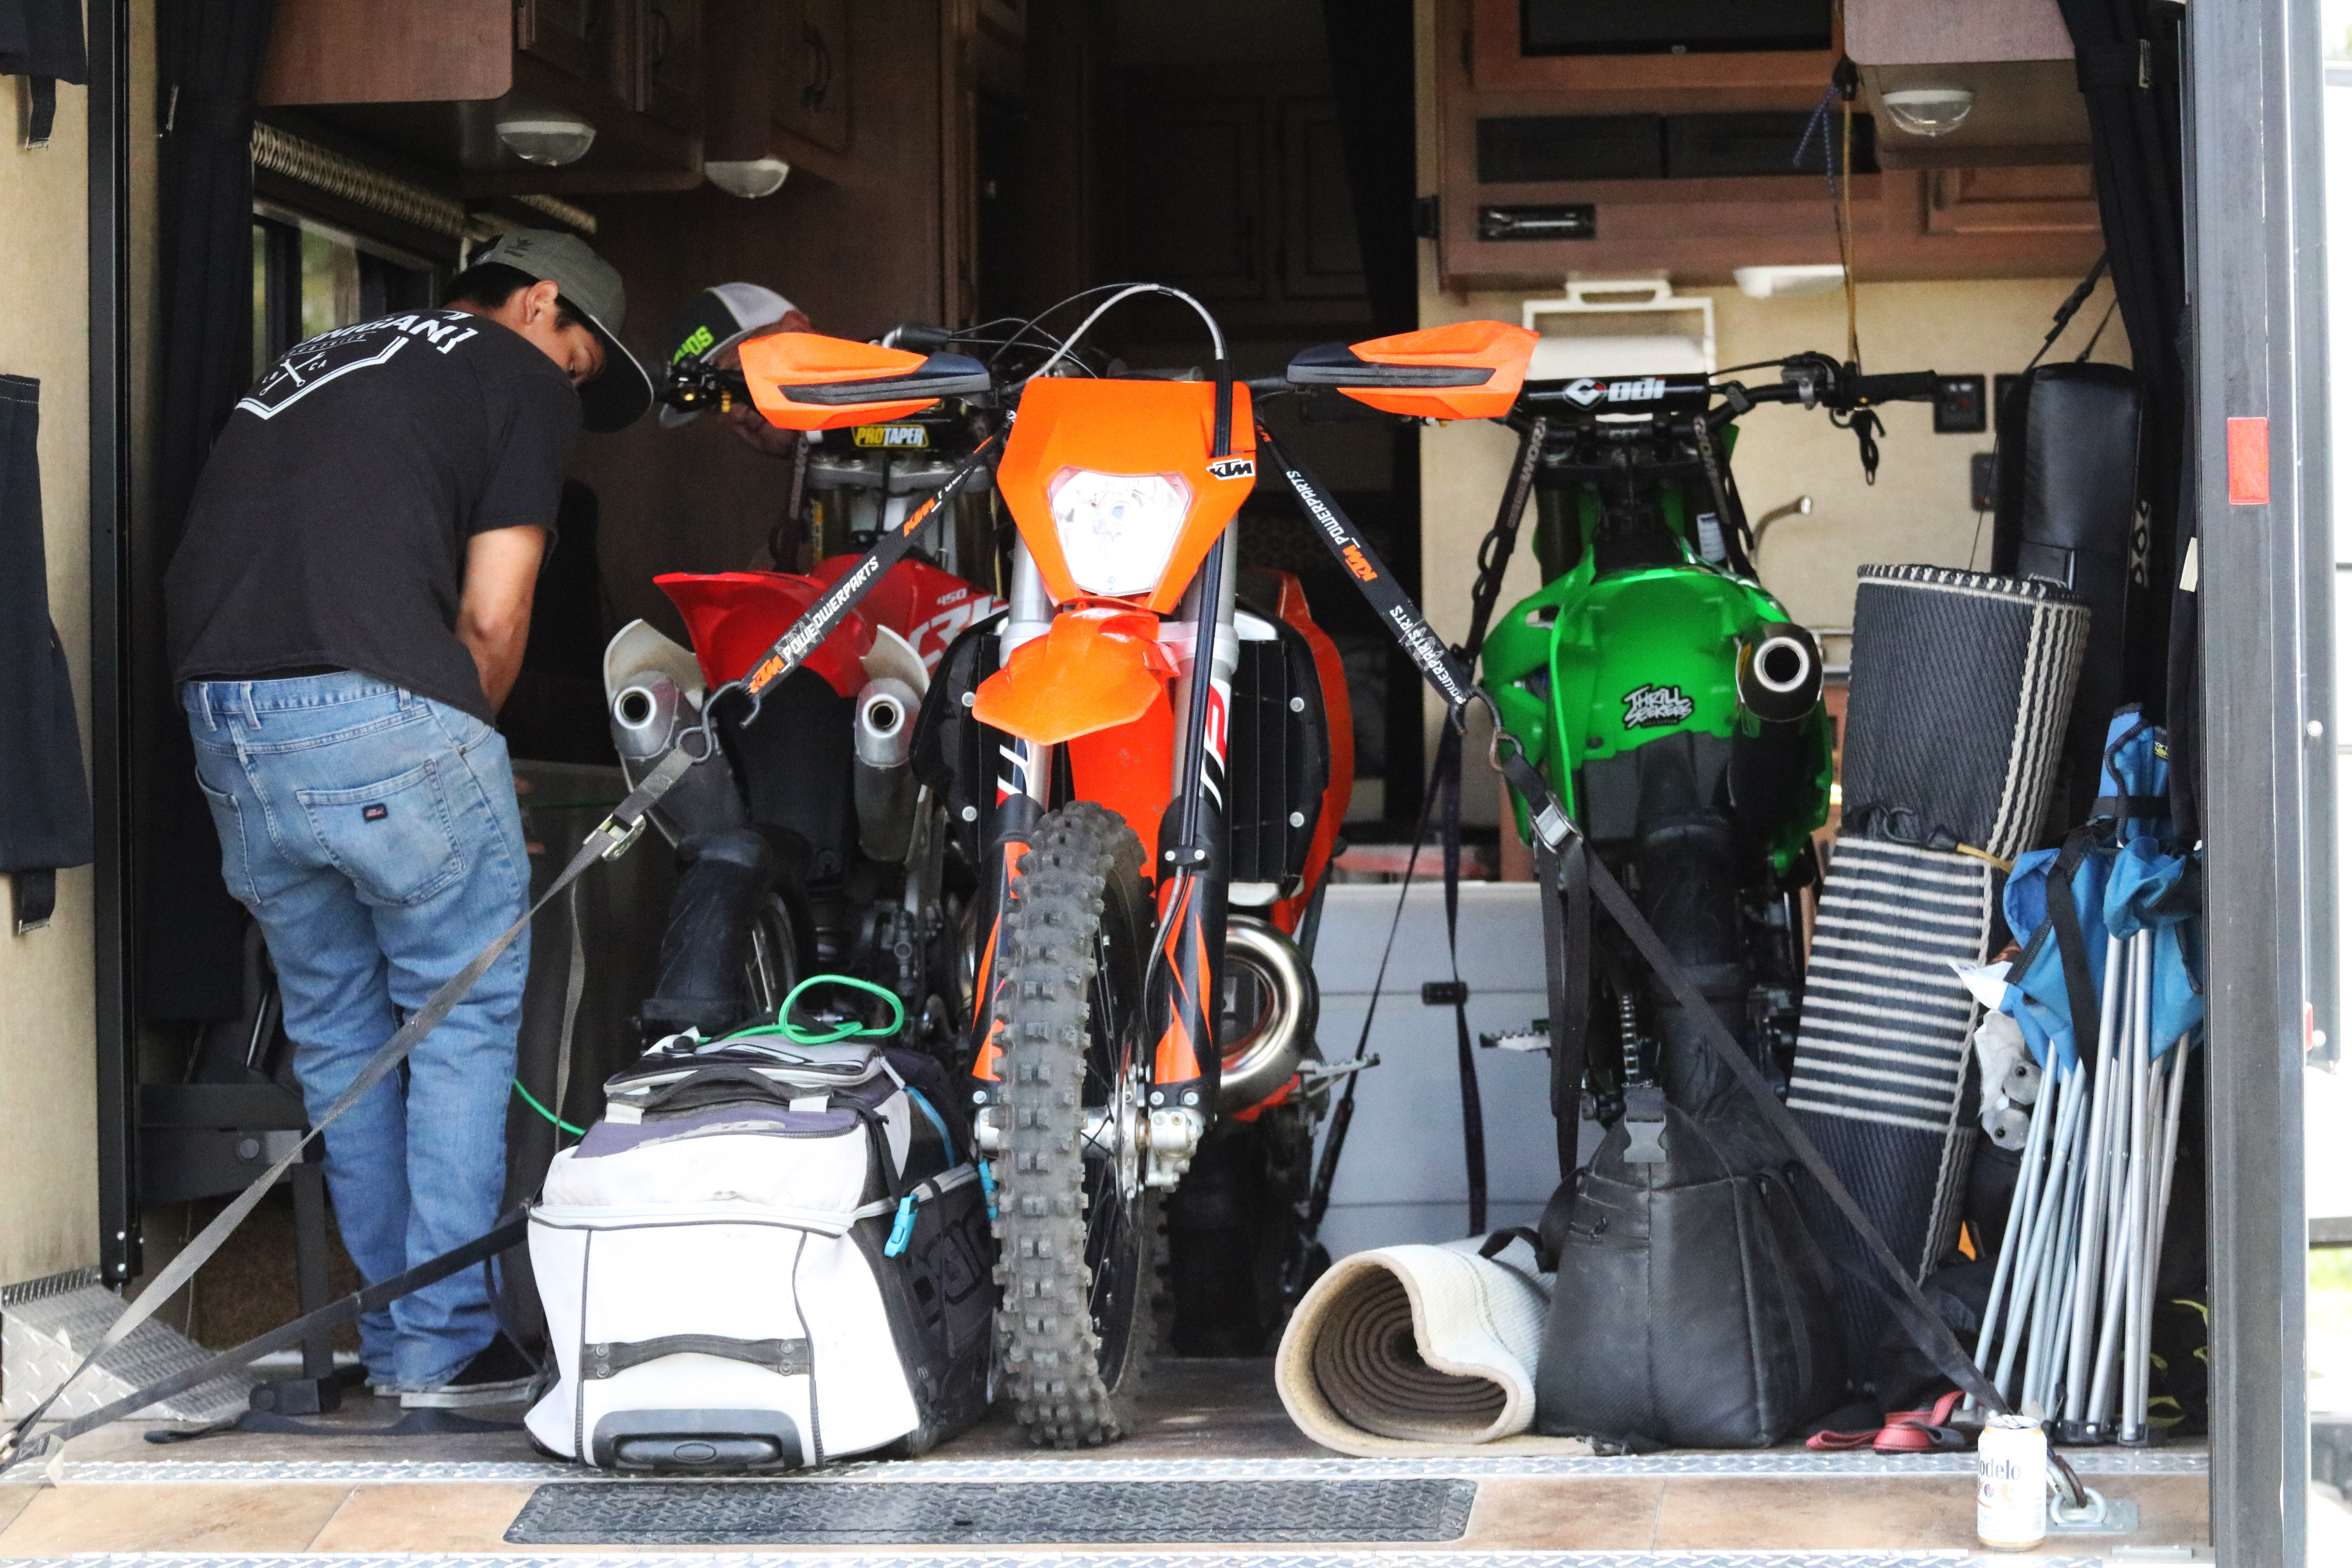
[0,1360,2210,1559]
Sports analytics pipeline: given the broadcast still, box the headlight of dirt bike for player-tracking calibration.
[1047,467,1193,596]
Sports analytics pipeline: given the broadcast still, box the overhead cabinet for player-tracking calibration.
[699,0,851,185]
[260,0,708,194]
[1434,0,2102,289]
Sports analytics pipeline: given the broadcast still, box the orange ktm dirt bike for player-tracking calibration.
[708,293,1538,1445]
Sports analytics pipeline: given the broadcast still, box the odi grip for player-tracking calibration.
[1852,370,1943,403]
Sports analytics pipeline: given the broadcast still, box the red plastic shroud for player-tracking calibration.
[658,557,1005,696]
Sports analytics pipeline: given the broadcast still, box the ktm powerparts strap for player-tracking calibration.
[1258,429,1480,713]
[735,434,1002,710]
[1266,420,2049,1442]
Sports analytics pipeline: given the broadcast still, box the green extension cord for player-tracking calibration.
[509,974,904,1143]
[512,1079,586,1138]
[717,973,906,1045]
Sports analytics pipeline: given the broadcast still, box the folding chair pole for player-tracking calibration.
[1972,1061,2058,1407]
[2085,938,2148,1432]
[2024,1070,2090,1415]
[2117,931,2154,1448]
[1996,1059,2085,1403]
[2062,935,2127,1428]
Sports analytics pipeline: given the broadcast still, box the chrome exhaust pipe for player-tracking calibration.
[1739,625,1822,721]
[853,677,921,863]
[1219,915,1319,1113]
[612,673,691,760]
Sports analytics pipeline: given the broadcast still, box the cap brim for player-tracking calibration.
[576,313,655,433]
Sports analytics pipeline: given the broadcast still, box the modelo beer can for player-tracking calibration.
[1976,1413,2049,1551]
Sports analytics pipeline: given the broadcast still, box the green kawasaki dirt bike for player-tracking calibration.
[1477,353,1943,1126]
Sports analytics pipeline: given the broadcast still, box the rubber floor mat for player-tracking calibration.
[504,1478,1478,1545]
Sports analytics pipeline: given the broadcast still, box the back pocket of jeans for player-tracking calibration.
[297,760,465,907]
[194,780,258,904]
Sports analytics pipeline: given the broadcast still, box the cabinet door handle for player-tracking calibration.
[804,24,833,113]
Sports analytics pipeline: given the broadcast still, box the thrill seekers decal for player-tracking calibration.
[1622,684,1697,729]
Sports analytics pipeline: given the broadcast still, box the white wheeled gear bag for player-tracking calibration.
[525,1038,995,1471]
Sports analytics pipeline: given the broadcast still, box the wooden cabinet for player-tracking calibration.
[260,0,708,194]
[704,0,851,183]
[514,0,608,89]
[772,0,851,154]
[1432,0,2102,289]
[1111,65,1367,328]
[1923,165,2099,236]
[642,0,706,132]
[1125,97,1266,301]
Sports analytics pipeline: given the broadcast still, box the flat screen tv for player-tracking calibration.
[1521,1,1833,57]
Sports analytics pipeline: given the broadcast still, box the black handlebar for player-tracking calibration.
[1846,370,1944,404]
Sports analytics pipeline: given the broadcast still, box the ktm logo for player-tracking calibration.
[1341,545,1377,582]
[1207,457,1255,481]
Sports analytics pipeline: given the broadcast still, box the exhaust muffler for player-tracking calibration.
[853,677,921,863]
[1219,915,1319,1112]
[1738,624,1823,721]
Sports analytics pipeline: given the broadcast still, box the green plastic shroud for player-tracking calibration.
[1479,451,1833,880]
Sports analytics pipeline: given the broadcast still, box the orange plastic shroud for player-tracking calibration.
[1340,319,1537,421]
[995,377,1258,615]
[737,332,943,430]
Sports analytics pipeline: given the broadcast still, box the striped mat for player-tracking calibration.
[1790,566,2089,1379]
[1788,837,1998,1364]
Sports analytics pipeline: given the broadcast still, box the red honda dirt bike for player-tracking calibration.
[720,294,1537,1445]
[603,522,1000,1056]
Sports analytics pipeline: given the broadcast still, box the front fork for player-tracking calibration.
[967,543,1054,1095]
[1143,527,1240,1185]
[967,533,1239,1191]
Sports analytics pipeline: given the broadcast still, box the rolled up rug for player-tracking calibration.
[1788,565,2090,1381]
[1276,1236,1585,1455]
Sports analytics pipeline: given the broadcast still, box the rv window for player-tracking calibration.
[249,209,438,375]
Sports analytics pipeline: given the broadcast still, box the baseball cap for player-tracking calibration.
[469,229,654,433]
[657,283,800,428]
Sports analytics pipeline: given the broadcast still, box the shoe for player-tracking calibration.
[398,1332,543,1409]
[1873,1389,1969,1453]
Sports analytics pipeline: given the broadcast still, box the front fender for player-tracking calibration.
[971,607,1178,746]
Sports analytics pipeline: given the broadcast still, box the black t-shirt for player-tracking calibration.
[166,309,582,722]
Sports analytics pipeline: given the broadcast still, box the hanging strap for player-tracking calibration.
[1305,745,1447,1234]
[1436,723,1486,1234]
[1534,835,1591,1181]
[2002,829,2104,1081]
[552,878,588,1139]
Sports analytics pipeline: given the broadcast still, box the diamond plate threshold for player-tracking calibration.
[0,1554,2112,1568]
[47,1446,2209,1484]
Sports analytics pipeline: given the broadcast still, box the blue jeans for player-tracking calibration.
[185,673,530,1388]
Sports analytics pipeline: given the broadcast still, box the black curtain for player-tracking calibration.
[2054,0,2193,831]
[141,0,280,1018]
[0,0,88,145]
[1319,0,1428,825]
[1320,0,1418,339]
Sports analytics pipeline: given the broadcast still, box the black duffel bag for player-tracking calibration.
[1532,1085,1845,1449]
